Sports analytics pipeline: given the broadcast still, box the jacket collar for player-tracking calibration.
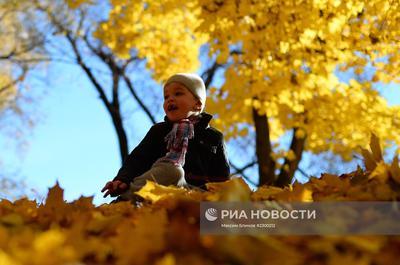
[164,112,213,130]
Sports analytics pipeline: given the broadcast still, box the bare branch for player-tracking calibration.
[230,159,258,186]
[75,9,85,36]
[0,69,27,94]
[201,60,221,89]
[201,49,241,89]
[65,31,112,112]
[81,32,157,125]
[122,56,140,71]
[120,72,157,125]
[297,167,309,179]
[275,127,307,187]
[231,159,257,175]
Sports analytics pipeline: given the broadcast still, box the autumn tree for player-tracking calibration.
[0,0,208,165]
[89,0,400,187]
[3,0,250,179]
[0,0,44,125]
[4,0,399,187]
[0,0,47,196]
[196,0,400,186]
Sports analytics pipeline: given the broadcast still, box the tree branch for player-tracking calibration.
[201,49,242,89]
[0,70,27,95]
[275,127,307,187]
[120,72,157,125]
[230,159,258,186]
[81,33,157,125]
[65,32,113,113]
[201,60,221,89]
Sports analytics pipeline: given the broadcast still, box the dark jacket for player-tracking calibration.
[113,113,230,189]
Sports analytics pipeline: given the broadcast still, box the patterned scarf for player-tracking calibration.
[157,116,200,166]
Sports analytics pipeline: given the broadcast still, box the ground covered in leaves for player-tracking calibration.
[1,138,400,265]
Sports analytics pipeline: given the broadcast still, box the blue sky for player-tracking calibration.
[1,59,399,205]
[0,62,155,205]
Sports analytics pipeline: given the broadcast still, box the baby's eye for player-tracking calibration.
[175,92,184,96]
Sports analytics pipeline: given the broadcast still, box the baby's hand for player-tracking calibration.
[101,180,128,198]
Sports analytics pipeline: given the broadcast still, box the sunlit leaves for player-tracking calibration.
[1,154,400,265]
[92,0,207,82]
[1,158,400,265]
[197,0,400,166]
[61,0,400,171]
[65,0,90,9]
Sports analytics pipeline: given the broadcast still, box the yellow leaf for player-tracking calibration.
[86,212,122,234]
[0,213,23,227]
[135,181,187,203]
[286,150,296,161]
[155,253,175,265]
[72,195,94,209]
[33,229,65,252]
[0,250,20,265]
[206,178,251,201]
[45,182,65,208]
[111,209,167,265]
[389,156,400,184]
[295,128,306,139]
[275,183,314,202]
[370,133,383,162]
[343,236,385,253]
[369,161,389,183]
[0,227,8,248]
[251,186,284,201]
[361,148,377,172]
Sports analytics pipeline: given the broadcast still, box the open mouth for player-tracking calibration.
[167,104,178,111]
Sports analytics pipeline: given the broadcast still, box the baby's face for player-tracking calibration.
[163,82,201,122]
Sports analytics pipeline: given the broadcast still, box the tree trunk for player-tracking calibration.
[252,107,276,186]
[275,127,306,187]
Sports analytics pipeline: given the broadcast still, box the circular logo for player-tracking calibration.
[205,208,218,221]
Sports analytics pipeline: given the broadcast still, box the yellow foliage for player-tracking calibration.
[0,0,34,112]
[0,155,400,265]
[91,0,207,82]
[0,250,20,265]
[197,0,400,165]
[136,180,187,203]
[65,0,89,9]
[71,0,400,170]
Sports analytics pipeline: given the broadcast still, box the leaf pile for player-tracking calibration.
[1,136,400,265]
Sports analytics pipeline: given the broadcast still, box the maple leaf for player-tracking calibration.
[342,236,385,253]
[361,148,377,172]
[154,253,175,265]
[111,208,167,265]
[205,178,251,201]
[135,181,187,203]
[72,195,94,210]
[370,133,383,162]
[369,161,389,183]
[361,133,384,172]
[273,183,314,202]
[251,186,284,201]
[44,182,65,208]
[389,156,400,184]
[0,250,21,265]
[0,213,24,227]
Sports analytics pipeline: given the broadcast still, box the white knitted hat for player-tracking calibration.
[164,73,206,112]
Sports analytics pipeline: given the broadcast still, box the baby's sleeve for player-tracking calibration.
[113,125,160,184]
